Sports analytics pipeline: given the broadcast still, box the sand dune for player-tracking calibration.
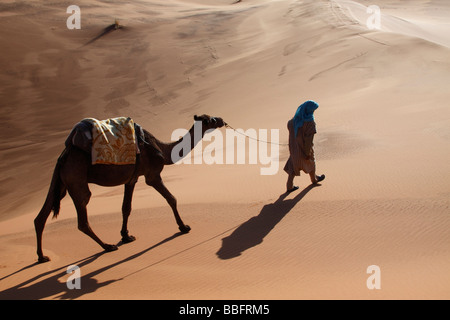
[1,0,449,300]
[332,0,450,48]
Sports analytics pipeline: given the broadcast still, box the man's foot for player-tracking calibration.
[313,174,325,184]
[286,186,299,193]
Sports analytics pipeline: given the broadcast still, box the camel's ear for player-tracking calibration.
[194,115,200,121]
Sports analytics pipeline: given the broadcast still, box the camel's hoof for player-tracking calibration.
[38,256,51,264]
[122,234,136,244]
[104,244,119,252]
[179,225,191,234]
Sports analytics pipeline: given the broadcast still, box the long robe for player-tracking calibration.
[283,119,316,176]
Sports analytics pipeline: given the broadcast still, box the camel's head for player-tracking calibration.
[194,114,225,129]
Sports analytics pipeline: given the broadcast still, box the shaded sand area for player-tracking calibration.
[1,0,449,299]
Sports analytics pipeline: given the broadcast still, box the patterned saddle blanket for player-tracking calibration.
[65,117,144,165]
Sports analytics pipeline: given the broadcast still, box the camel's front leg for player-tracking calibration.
[121,182,137,243]
[149,178,191,233]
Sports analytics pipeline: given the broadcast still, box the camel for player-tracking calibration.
[34,114,225,263]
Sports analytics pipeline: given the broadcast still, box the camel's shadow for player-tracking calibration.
[0,252,111,300]
[0,232,183,300]
[216,184,319,259]
[0,185,317,299]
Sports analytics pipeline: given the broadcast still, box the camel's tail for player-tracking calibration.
[47,149,68,219]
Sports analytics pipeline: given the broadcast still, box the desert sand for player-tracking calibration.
[0,0,449,300]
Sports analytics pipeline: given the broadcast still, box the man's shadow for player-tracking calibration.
[216,184,318,259]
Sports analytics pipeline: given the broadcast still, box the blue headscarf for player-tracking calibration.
[293,100,319,137]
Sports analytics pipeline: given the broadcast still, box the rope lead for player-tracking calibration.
[224,122,289,146]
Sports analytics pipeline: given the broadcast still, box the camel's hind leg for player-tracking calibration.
[34,201,53,263]
[148,177,191,234]
[68,183,118,252]
[34,164,67,263]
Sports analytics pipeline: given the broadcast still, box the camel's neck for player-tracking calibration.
[155,122,207,165]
